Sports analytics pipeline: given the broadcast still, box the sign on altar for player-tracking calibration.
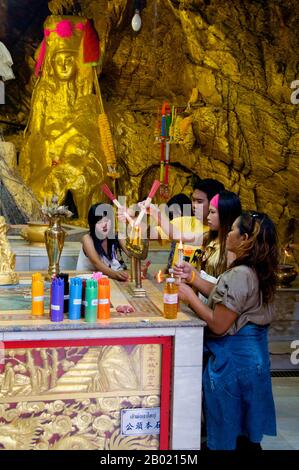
[121,407,160,436]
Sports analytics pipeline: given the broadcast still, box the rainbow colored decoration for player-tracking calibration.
[155,101,172,198]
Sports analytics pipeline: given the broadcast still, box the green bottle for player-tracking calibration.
[85,279,98,322]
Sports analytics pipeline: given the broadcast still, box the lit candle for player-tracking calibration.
[178,239,184,267]
[156,270,164,283]
[283,249,287,265]
[177,239,184,284]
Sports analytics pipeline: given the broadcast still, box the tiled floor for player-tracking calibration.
[262,377,299,450]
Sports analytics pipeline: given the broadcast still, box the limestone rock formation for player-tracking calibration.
[0,141,42,223]
[0,0,298,261]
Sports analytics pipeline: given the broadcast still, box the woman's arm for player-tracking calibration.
[178,283,238,335]
[149,205,200,243]
[173,261,215,297]
[192,270,216,297]
[82,235,128,281]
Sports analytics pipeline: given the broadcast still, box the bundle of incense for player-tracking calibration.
[135,179,161,226]
[102,184,134,226]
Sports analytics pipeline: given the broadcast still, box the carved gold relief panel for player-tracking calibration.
[0,343,162,450]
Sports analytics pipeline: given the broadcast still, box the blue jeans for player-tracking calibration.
[203,323,276,450]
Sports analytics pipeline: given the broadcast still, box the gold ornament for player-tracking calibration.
[42,195,73,279]
[19,15,113,225]
[126,226,149,296]
[0,216,19,285]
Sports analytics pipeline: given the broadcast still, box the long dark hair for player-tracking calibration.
[192,178,225,201]
[204,190,242,276]
[166,193,192,221]
[230,211,279,303]
[88,202,119,261]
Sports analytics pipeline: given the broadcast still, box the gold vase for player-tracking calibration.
[44,216,66,280]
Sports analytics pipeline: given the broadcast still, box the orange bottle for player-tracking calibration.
[97,278,110,320]
[163,278,178,319]
[32,273,44,316]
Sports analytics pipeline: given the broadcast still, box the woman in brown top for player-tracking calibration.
[174,211,278,450]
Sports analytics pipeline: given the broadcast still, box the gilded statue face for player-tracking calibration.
[52,51,77,81]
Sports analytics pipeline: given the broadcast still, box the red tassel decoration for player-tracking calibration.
[35,38,46,76]
[83,20,100,64]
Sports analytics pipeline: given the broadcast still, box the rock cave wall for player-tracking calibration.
[0,0,298,260]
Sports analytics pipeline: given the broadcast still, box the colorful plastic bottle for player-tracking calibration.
[98,277,110,320]
[80,279,86,318]
[58,273,69,314]
[85,279,98,322]
[31,272,44,316]
[69,277,82,320]
[163,278,178,319]
[50,277,64,322]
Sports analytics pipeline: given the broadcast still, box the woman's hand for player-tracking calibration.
[173,261,195,283]
[138,201,159,216]
[138,200,150,211]
[178,283,196,304]
[113,271,129,282]
[117,206,136,224]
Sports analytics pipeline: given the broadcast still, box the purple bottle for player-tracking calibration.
[50,277,64,322]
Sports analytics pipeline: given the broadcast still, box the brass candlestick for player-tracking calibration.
[44,216,66,280]
[126,226,149,297]
[41,195,73,281]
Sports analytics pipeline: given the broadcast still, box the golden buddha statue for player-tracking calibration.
[0,216,19,285]
[19,15,117,225]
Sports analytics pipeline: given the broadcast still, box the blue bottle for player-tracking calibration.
[69,277,83,320]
